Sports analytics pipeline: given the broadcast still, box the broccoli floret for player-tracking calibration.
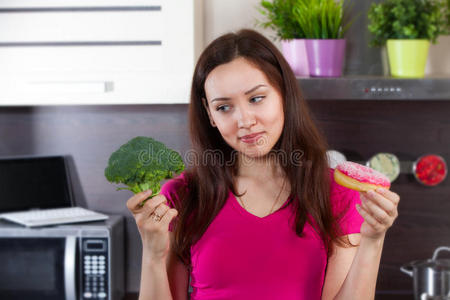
[105,136,185,201]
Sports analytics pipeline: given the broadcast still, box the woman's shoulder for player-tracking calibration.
[328,167,356,195]
[327,167,360,210]
[327,168,364,235]
[160,171,188,192]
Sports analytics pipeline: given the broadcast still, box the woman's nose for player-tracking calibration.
[237,107,256,128]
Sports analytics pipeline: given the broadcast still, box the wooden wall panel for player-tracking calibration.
[309,100,450,298]
[1,100,448,299]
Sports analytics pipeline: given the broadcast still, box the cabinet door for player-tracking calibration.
[0,0,203,105]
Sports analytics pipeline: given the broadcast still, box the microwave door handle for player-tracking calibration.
[64,236,77,300]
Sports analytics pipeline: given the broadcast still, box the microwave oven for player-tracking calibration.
[0,215,124,300]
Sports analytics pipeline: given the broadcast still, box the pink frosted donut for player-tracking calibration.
[334,161,391,192]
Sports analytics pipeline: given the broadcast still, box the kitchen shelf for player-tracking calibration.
[298,75,450,100]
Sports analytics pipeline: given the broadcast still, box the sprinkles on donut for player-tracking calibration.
[334,161,391,192]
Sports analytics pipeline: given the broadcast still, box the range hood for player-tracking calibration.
[298,76,450,100]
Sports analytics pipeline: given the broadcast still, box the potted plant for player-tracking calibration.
[368,0,448,78]
[293,0,355,77]
[258,0,309,77]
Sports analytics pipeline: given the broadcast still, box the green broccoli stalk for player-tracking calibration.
[105,136,185,204]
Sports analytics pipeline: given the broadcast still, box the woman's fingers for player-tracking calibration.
[360,194,391,225]
[357,189,400,239]
[375,188,400,205]
[360,189,398,217]
[126,189,178,262]
[126,190,172,228]
[356,204,382,229]
[154,200,171,217]
[159,208,178,227]
[126,189,153,214]
[139,194,167,215]
[134,196,169,229]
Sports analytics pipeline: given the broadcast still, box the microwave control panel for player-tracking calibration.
[81,238,109,299]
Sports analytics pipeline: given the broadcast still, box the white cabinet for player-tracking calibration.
[0,0,203,105]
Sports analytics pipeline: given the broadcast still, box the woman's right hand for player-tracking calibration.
[127,189,178,263]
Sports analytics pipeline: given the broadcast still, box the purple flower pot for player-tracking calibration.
[305,39,346,77]
[281,39,309,77]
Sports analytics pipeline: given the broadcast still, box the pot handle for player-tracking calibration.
[431,246,450,260]
[400,264,413,277]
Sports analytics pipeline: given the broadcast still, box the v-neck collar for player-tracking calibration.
[229,190,291,222]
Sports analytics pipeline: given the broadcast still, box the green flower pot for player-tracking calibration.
[386,39,430,78]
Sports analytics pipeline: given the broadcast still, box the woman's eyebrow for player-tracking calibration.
[211,84,267,103]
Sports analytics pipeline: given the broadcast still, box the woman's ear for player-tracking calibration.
[202,97,216,127]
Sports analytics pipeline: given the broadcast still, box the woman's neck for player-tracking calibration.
[236,152,284,182]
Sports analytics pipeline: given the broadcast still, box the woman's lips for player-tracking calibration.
[240,132,264,143]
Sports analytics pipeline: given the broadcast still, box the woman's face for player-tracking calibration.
[203,57,284,158]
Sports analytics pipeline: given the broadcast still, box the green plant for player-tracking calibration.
[368,0,448,47]
[447,0,450,32]
[258,0,306,40]
[293,0,355,39]
[104,136,185,199]
[258,0,355,40]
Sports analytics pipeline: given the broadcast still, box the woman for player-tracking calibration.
[127,29,400,300]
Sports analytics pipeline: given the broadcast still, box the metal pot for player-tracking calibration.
[401,246,450,300]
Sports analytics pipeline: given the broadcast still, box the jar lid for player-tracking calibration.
[366,152,400,183]
[412,154,447,186]
[326,150,347,169]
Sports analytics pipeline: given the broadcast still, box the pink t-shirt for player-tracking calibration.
[160,168,363,300]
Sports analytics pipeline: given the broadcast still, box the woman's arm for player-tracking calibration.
[138,232,190,300]
[139,254,173,300]
[166,232,190,300]
[324,234,385,300]
[323,187,400,300]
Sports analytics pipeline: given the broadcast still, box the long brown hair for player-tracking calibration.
[168,28,355,271]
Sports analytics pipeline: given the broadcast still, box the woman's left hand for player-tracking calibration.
[356,188,400,240]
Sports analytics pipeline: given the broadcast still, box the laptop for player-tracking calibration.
[0,155,108,227]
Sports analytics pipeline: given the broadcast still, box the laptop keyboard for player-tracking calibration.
[0,207,109,227]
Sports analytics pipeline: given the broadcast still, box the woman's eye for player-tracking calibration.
[216,96,264,112]
[216,105,230,112]
[250,96,265,103]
